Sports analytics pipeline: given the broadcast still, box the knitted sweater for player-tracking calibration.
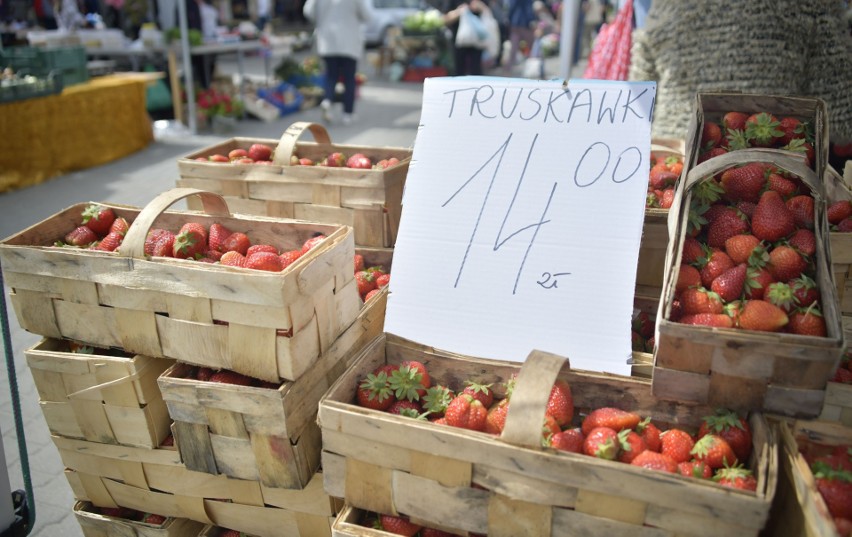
[628,0,852,144]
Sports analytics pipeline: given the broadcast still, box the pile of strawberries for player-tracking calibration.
[800,440,852,534]
[354,253,390,302]
[196,143,276,165]
[60,204,129,252]
[354,362,758,490]
[358,511,469,537]
[646,153,683,210]
[698,111,814,168]
[177,364,280,389]
[631,309,655,353]
[289,151,400,170]
[671,159,830,335]
[832,349,852,385]
[90,506,167,526]
[828,199,852,233]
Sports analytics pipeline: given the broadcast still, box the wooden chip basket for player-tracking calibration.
[26,338,173,448]
[73,501,205,537]
[0,188,361,383]
[157,285,387,489]
[176,122,411,248]
[318,333,777,537]
[57,437,338,537]
[825,165,852,316]
[653,149,844,418]
[765,419,852,537]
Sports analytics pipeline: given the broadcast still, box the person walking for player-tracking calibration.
[505,0,536,74]
[444,0,492,76]
[303,0,370,126]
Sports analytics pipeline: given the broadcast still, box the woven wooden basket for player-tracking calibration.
[0,188,360,383]
[176,122,411,248]
[825,165,852,316]
[157,287,387,489]
[319,333,777,537]
[26,338,173,448]
[73,501,205,537]
[58,437,338,537]
[653,148,844,418]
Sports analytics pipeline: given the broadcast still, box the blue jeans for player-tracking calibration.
[322,55,357,115]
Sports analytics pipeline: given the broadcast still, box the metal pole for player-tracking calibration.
[559,0,581,81]
[176,0,197,133]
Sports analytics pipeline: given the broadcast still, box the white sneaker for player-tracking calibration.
[342,113,354,126]
[321,99,333,123]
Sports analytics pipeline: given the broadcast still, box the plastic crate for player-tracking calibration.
[256,82,304,116]
[0,74,63,104]
[1,45,88,87]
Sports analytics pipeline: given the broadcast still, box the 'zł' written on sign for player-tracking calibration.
[386,77,657,375]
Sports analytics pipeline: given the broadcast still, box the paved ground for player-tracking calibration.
[0,44,584,536]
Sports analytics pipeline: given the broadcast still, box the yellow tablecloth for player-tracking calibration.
[0,75,154,193]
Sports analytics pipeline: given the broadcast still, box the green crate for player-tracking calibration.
[1,46,88,87]
[0,74,63,104]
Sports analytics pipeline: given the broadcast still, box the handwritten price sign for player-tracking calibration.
[386,78,657,374]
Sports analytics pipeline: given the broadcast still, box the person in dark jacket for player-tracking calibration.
[444,0,492,75]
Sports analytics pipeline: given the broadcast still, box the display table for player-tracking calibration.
[0,74,154,193]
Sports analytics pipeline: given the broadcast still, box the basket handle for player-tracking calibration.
[499,350,570,449]
[272,121,333,166]
[119,188,231,259]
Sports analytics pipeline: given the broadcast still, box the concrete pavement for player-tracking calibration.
[0,46,584,536]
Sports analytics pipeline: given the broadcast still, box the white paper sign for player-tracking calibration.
[386,77,657,375]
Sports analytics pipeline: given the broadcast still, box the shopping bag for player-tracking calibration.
[455,7,488,48]
[481,9,501,59]
[583,0,634,80]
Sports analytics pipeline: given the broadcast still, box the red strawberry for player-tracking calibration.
[698,409,752,462]
[701,121,723,149]
[834,366,852,384]
[768,245,807,282]
[778,116,806,146]
[208,370,253,385]
[204,250,223,261]
[828,201,852,225]
[632,310,654,339]
[581,407,641,435]
[630,450,678,473]
[744,265,775,300]
[546,380,574,427]
[301,234,327,253]
[219,251,246,267]
[388,399,423,418]
[788,306,827,337]
[245,251,283,272]
[790,274,819,308]
[151,232,176,257]
[279,249,302,269]
[354,254,365,272]
[737,299,788,332]
[208,223,232,252]
[583,426,620,460]
[173,222,207,259]
[699,250,735,288]
[698,146,728,164]
[144,229,171,255]
[421,385,454,417]
[649,166,679,190]
[813,463,852,519]
[736,201,757,218]
[247,244,279,257]
[678,460,713,479]
[745,112,783,147]
[196,367,215,381]
[420,528,455,537]
[356,371,395,411]
[375,273,390,289]
[725,235,761,265]
[247,143,273,161]
[379,514,422,537]
[550,427,585,453]
[681,237,705,265]
[355,270,377,299]
[661,428,695,464]
[109,217,129,236]
[483,399,510,434]
[676,265,702,295]
[388,361,430,401]
[81,204,116,237]
[219,529,244,537]
[715,465,758,491]
[617,430,648,464]
[720,163,767,203]
[707,208,749,248]
[788,228,816,257]
[723,111,749,131]
[64,225,98,246]
[444,394,487,431]
[94,231,123,252]
[636,418,662,452]
[680,313,735,328]
[691,434,737,469]
[752,190,796,241]
[220,232,251,255]
[142,513,167,525]
[767,173,798,199]
[679,287,724,315]
[841,218,852,232]
[160,434,174,447]
[786,195,815,230]
[765,282,798,313]
[461,381,494,409]
[660,189,675,209]
[711,263,747,302]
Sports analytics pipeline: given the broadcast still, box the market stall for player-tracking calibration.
[0,73,155,192]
